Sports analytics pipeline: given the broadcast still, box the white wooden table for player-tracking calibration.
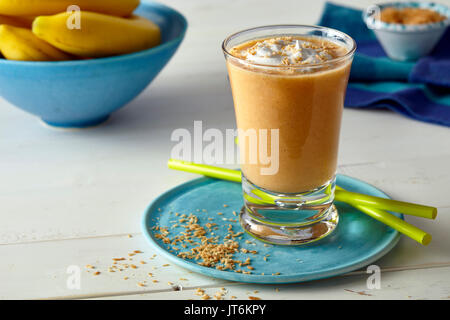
[1,0,449,300]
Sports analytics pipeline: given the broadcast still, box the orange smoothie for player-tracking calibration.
[226,36,352,193]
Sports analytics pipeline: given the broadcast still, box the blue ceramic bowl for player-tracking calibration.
[364,2,450,61]
[0,1,187,128]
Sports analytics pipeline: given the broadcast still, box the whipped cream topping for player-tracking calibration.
[231,37,342,66]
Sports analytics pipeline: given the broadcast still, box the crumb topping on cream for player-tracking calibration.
[230,36,344,66]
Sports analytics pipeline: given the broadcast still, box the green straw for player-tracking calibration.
[168,159,436,218]
[167,159,434,245]
[335,187,436,219]
[168,159,241,182]
[350,203,431,245]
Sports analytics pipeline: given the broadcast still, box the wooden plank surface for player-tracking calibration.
[95,266,450,300]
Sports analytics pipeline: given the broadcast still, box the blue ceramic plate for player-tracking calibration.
[141,175,402,284]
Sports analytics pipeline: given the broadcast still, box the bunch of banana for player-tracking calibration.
[0,25,72,61]
[0,0,140,17]
[0,15,33,28]
[0,0,161,62]
[33,13,161,58]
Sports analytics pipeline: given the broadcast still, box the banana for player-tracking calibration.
[0,15,34,28]
[0,25,72,61]
[0,0,140,17]
[32,12,161,58]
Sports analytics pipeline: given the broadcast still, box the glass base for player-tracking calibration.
[240,175,339,245]
[240,204,339,245]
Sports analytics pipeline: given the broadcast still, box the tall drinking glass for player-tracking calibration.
[222,25,356,245]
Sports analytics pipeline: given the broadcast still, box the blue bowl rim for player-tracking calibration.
[0,1,188,68]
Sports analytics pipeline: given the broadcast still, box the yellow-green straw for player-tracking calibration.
[335,187,436,219]
[350,203,431,245]
[167,159,434,245]
[168,159,241,182]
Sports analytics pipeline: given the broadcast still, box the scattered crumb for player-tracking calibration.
[172,284,183,291]
[194,288,205,296]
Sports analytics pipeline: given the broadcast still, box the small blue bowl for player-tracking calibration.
[364,2,450,61]
[0,1,187,128]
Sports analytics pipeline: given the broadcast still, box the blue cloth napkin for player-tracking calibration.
[318,2,450,127]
